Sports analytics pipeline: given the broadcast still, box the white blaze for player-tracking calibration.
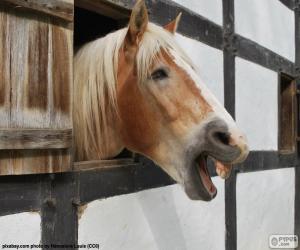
[169,49,237,130]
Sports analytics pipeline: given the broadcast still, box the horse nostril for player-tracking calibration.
[213,132,230,146]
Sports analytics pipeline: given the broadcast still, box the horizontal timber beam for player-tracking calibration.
[77,151,299,203]
[74,158,135,171]
[75,0,130,19]
[0,129,73,150]
[1,0,73,22]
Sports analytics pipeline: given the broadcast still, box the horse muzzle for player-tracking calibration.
[183,118,249,201]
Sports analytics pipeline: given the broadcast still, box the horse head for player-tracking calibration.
[117,0,249,200]
[74,0,249,201]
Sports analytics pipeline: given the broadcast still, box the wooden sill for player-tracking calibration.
[74,158,136,171]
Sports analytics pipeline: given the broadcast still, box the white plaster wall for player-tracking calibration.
[176,34,224,104]
[0,212,41,245]
[236,168,295,250]
[235,0,295,62]
[235,58,278,150]
[79,177,225,250]
[171,0,222,25]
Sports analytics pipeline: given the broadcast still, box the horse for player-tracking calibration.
[73,0,249,201]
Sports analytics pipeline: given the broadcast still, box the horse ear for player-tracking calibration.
[164,13,182,34]
[126,0,149,46]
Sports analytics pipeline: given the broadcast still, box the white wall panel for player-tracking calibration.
[170,179,225,250]
[171,0,222,25]
[236,168,295,250]
[235,0,295,61]
[235,58,278,150]
[0,212,41,245]
[78,193,158,250]
[176,34,224,104]
[79,177,225,250]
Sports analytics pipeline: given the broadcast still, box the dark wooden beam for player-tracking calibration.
[223,1,237,249]
[279,0,295,10]
[237,151,299,172]
[74,158,135,171]
[225,171,237,250]
[234,34,295,77]
[0,0,73,22]
[78,157,174,204]
[41,173,78,248]
[0,174,42,216]
[75,0,130,19]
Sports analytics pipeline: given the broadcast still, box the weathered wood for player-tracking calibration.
[0,129,72,150]
[0,5,73,175]
[0,149,71,175]
[52,24,72,114]
[75,0,130,19]
[278,76,296,153]
[27,20,49,110]
[0,11,10,128]
[1,0,73,22]
[74,158,135,171]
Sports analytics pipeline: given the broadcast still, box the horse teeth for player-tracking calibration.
[215,161,232,179]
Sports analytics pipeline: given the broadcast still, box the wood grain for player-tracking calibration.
[74,158,135,171]
[0,13,9,107]
[0,129,72,150]
[27,20,49,110]
[279,76,296,154]
[75,0,130,19]
[0,4,73,175]
[1,0,73,22]
[0,11,10,128]
[52,24,72,114]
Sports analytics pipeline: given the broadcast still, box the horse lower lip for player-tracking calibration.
[196,155,217,196]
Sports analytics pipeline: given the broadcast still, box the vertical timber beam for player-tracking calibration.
[294,0,300,248]
[41,174,78,250]
[223,0,237,250]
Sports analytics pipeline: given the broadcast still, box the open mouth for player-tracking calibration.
[195,154,233,198]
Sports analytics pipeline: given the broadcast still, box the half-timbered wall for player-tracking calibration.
[77,1,298,250]
[0,0,299,250]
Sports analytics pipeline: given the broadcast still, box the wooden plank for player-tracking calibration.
[0,8,73,175]
[26,19,49,111]
[1,0,73,22]
[75,0,130,19]
[0,11,10,128]
[52,24,72,115]
[278,76,296,153]
[74,158,135,171]
[0,129,72,150]
[0,149,71,175]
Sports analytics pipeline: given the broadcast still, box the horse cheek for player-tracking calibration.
[117,78,160,154]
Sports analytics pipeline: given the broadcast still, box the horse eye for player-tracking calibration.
[151,68,168,81]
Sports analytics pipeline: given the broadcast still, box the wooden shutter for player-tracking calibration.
[0,0,74,175]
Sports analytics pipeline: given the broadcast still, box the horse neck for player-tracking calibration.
[74,108,124,161]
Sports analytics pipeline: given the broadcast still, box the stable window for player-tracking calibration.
[278,73,297,153]
[73,1,134,171]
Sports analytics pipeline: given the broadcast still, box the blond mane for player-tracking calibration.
[74,22,192,161]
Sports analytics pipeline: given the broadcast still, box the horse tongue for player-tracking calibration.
[215,160,232,179]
